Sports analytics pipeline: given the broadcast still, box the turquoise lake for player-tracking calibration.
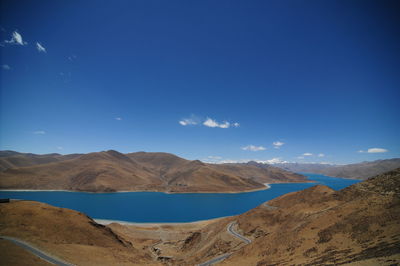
[0,173,359,223]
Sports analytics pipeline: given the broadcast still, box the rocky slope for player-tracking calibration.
[0,150,306,193]
[275,158,400,180]
[218,168,400,265]
[1,169,399,265]
[0,200,159,265]
[104,169,400,265]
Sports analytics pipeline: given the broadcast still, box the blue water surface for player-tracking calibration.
[0,173,359,223]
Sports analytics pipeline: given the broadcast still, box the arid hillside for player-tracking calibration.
[101,169,400,266]
[0,200,159,266]
[215,161,308,183]
[0,169,399,265]
[0,150,306,193]
[0,151,81,172]
[218,168,400,265]
[103,169,400,266]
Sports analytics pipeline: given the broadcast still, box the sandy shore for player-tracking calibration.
[94,216,229,227]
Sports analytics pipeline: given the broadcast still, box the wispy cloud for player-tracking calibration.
[203,117,239,128]
[202,157,288,164]
[36,42,46,53]
[359,148,388,153]
[203,118,227,128]
[179,116,239,128]
[211,159,249,164]
[208,156,222,160]
[115,117,122,121]
[179,114,201,126]
[68,55,77,61]
[273,141,285,149]
[4,31,27,46]
[179,118,198,126]
[368,148,388,153]
[1,64,10,70]
[303,153,313,156]
[257,158,289,164]
[56,146,63,150]
[33,130,46,135]
[242,145,266,151]
[317,153,325,157]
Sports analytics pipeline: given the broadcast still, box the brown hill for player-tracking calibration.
[1,168,399,265]
[275,158,400,180]
[217,168,400,265]
[0,238,52,266]
[0,150,306,193]
[107,169,400,265]
[0,151,81,172]
[0,200,159,265]
[212,161,308,183]
[0,150,162,192]
[127,152,270,192]
[127,153,308,191]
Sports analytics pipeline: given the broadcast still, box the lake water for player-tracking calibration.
[0,173,359,223]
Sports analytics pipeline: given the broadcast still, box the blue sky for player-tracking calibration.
[1,0,399,164]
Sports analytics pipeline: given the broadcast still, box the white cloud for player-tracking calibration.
[218,121,230,128]
[115,117,122,121]
[203,118,219,127]
[358,148,388,153]
[33,130,46,135]
[1,64,10,70]
[203,118,238,129]
[216,159,246,164]
[36,42,46,53]
[56,146,63,150]
[179,118,197,126]
[208,156,222,160]
[5,31,27,45]
[317,153,325,157]
[364,148,388,153]
[297,156,305,159]
[257,158,288,164]
[273,141,285,149]
[202,157,288,164]
[242,145,266,151]
[210,158,251,164]
[303,153,313,156]
[179,115,239,128]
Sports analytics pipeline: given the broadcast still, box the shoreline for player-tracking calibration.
[94,215,230,227]
[0,180,317,194]
[0,183,273,194]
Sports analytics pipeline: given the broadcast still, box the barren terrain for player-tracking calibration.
[1,169,399,265]
[0,150,307,193]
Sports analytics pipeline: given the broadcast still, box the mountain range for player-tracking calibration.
[1,168,399,265]
[274,158,400,179]
[0,150,306,193]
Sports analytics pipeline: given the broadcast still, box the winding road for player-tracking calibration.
[197,221,252,266]
[227,222,251,244]
[0,236,74,266]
